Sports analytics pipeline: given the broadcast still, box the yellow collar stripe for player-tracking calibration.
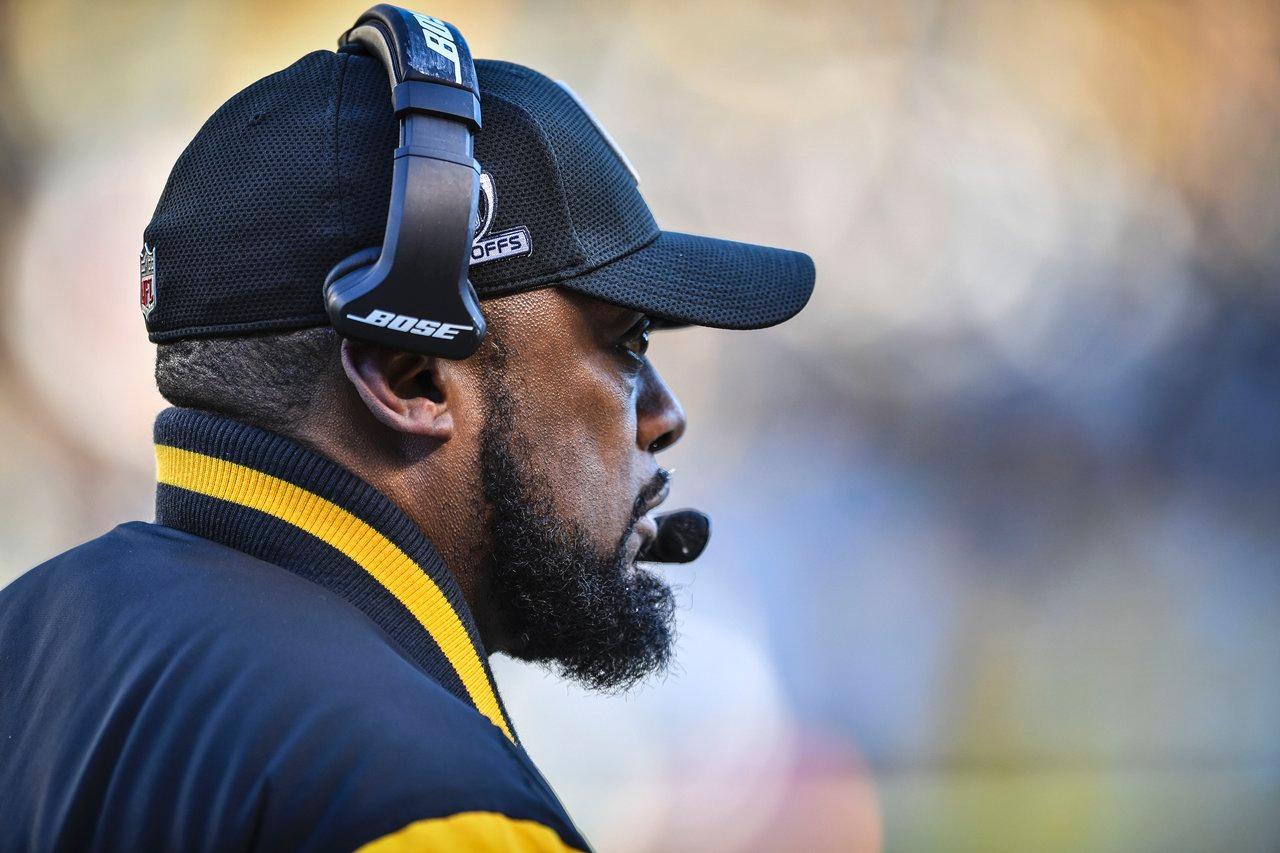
[155,444,513,742]
[357,811,585,853]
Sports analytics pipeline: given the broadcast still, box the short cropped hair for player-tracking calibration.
[154,327,340,436]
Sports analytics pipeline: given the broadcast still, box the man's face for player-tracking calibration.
[468,289,687,691]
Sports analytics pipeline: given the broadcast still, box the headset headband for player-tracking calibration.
[324,5,487,359]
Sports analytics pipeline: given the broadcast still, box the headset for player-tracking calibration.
[323,6,711,564]
[324,4,486,360]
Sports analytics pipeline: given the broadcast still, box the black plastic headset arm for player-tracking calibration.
[324,5,486,359]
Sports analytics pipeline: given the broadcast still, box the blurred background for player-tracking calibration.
[2,0,1278,850]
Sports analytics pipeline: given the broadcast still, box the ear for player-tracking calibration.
[340,338,455,439]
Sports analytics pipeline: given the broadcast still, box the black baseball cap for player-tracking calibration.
[142,50,815,342]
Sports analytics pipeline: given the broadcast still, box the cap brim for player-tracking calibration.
[556,231,815,330]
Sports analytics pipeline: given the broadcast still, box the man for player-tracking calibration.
[0,14,813,852]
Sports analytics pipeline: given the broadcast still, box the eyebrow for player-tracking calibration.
[597,305,644,333]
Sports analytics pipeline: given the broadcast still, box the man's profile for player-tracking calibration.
[0,7,813,850]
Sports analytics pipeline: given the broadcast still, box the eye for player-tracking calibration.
[617,316,651,363]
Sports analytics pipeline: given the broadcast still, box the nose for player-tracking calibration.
[636,361,686,454]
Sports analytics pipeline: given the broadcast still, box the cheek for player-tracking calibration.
[516,359,638,533]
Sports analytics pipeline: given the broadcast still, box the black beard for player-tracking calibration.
[478,379,676,693]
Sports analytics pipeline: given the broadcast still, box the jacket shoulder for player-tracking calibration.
[0,523,589,852]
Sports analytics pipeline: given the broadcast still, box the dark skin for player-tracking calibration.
[301,288,686,653]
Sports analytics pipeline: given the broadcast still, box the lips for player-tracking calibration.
[630,478,670,561]
[634,514,659,552]
[642,479,671,517]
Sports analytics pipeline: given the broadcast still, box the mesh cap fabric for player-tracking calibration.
[142,50,814,342]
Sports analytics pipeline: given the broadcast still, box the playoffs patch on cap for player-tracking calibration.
[469,172,532,267]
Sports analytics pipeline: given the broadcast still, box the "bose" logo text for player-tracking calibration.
[412,13,461,85]
[347,309,473,340]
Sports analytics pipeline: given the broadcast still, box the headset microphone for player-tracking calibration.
[637,510,711,564]
[325,5,486,359]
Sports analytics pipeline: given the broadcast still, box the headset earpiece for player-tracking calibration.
[325,5,486,359]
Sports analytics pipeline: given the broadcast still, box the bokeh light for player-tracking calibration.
[2,1,1278,849]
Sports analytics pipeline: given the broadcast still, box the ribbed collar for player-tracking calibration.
[152,407,515,742]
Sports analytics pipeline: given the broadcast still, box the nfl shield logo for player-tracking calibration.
[139,244,156,318]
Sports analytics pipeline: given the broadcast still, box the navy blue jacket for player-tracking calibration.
[0,408,589,852]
